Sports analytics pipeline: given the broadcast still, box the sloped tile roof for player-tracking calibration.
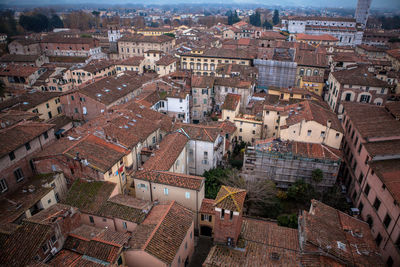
[214,186,246,212]
[173,122,221,142]
[134,170,204,191]
[221,93,241,111]
[143,201,193,264]
[200,198,216,214]
[142,131,189,171]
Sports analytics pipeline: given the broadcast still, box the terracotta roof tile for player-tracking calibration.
[119,34,174,43]
[134,170,204,191]
[117,56,144,66]
[296,33,338,42]
[332,66,389,87]
[221,93,241,111]
[173,122,221,142]
[200,198,216,214]
[0,64,40,77]
[142,131,189,171]
[156,55,178,66]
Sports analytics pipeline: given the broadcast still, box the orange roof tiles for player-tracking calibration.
[0,64,40,77]
[142,131,189,171]
[134,170,204,191]
[221,93,241,111]
[200,198,216,214]
[296,33,338,42]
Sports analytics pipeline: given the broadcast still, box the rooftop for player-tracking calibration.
[173,122,222,142]
[0,90,62,112]
[332,67,389,88]
[0,64,40,77]
[296,33,338,42]
[134,170,204,191]
[141,131,189,171]
[214,186,246,212]
[221,93,241,111]
[119,34,174,43]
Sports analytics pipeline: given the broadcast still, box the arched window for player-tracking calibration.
[306,69,311,76]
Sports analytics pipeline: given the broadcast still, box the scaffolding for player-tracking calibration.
[242,140,341,189]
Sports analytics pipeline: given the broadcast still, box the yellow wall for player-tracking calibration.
[28,96,62,121]
[300,78,324,96]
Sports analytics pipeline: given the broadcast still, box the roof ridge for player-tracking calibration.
[214,185,244,212]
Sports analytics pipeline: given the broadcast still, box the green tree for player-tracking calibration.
[0,10,18,36]
[272,9,280,25]
[277,213,298,229]
[263,20,272,29]
[227,10,240,25]
[49,14,63,28]
[19,14,50,32]
[249,11,261,27]
[163,33,175,38]
[311,169,323,187]
[287,179,317,203]
[203,168,226,199]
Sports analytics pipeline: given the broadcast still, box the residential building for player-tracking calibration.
[173,123,225,175]
[204,195,383,266]
[70,60,116,86]
[214,77,255,110]
[61,72,155,121]
[32,66,74,92]
[40,36,103,59]
[191,75,215,123]
[118,34,175,59]
[0,53,49,67]
[0,64,45,89]
[140,130,189,174]
[180,48,254,76]
[133,169,204,227]
[136,27,175,36]
[279,101,344,149]
[299,75,325,96]
[386,49,400,71]
[294,33,339,46]
[295,50,327,86]
[0,90,63,121]
[325,66,390,115]
[341,102,400,266]
[156,55,178,77]
[116,56,145,74]
[242,139,341,189]
[0,120,55,194]
[8,39,41,55]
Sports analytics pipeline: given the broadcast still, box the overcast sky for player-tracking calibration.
[2,0,400,9]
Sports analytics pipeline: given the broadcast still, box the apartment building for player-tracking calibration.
[40,36,103,58]
[33,67,74,92]
[214,77,255,110]
[116,56,145,74]
[386,49,400,71]
[0,90,63,121]
[180,48,254,76]
[0,64,45,89]
[295,50,327,86]
[325,66,390,116]
[341,102,400,267]
[191,75,215,123]
[8,39,41,55]
[0,120,55,195]
[156,55,178,77]
[294,33,339,46]
[118,34,175,59]
[70,60,116,86]
[61,72,154,121]
[0,53,49,67]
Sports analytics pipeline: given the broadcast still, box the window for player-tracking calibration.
[190,231,193,239]
[89,216,94,223]
[74,108,78,113]
[307,130,312,136]
[360,95,370,103]
[71,95,74,100]
[204,151,208,159]
[358,201,364,213]
[42,244,49,253]
[9,151,15,161]
[375,233,382,247]
[48,111,52,119]
[203,99,207,104]
[239,128,242,132]
[387,256,394,267]
[358,173,364,184]
[364,184,370,196]
[345,93,351,101]
[14,168,24,182]
[0,179,8,193]
[221,209,225,219]
[320,131,325,137]
[185,192,190,199]
[57,106,62,114]
[229,211,233,220]
[373,198,381,211]
[336,133,340,138]
[384,214,392,229]
[46,103,50,108]
[123,221,127,229]
[152,136,156,144]
[164,188,169,195]
[51,235,57,244]
[43,132,48,139]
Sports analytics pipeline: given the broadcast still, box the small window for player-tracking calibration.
[307,130,312,136]
[43,132,48,139]
[164,188,169,195]
[221,209,225,219]
[89,216,94,223]
[14,168,24,182]
[71,95,74,101]
[185,192,190,199]
[123,221,128,229]
[9,151,15,160]
[375,233,383,247]
[42,244,49,253]
[384,214,392,229]
[0,178,8,193]
[373,198,381,211]
[229,211,233,220]
[46,103,50,108]
[365,184,370,196]
[190,232,193,239]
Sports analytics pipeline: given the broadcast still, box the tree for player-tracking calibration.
[203,168,225,199]
[218,168,279,217]
[0,10,18,36]
[91,11,100,29]
[287,179,317,203]
[263,20,272,29]
[272,9,280,25]
[249,11,261,27]
[163,33,175,38]
[49,14,63,28]
[149,21,159,28]
[311,169,323,186]
[277,213,298,229]
[227,10,240,25]
[19,13,50,32]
